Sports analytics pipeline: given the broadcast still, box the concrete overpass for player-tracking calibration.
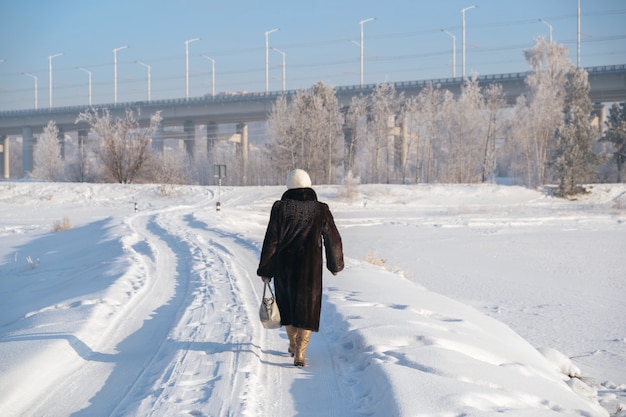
[1,64,625,178]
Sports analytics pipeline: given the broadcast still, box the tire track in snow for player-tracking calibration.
[22,209,191,417]
[117,210,265,417]
[189,209,358,417]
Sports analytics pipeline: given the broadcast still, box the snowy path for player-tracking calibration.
[11,192,358,417]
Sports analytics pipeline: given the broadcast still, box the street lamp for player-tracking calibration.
[136,61,151,102]
[272,48,286,92]
[185,38,201,99]
[202,55,216,97]
[359,17,375,88]
[113,45,128,104]
[461,5,476,79]
[77,67,92,106]
[441,29,456,78]
[577,0,581,68]
[23,73,38,110]
[539,19,553,43]
[48,53,62,110]
[265,28,279,93]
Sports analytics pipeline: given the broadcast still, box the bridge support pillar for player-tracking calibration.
[343,126,355,174]
[152,126,164,151]
[398,116,409,179]
[77,130,88,149]
[184,121,195,159]
[58,126,66,160]
[592,103,606,134]
[236,122,248,185]
[22,126,34,176]
[0,135,8,179]
[207,122,217,157]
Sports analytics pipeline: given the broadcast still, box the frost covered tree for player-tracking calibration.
[265,95,295,176]
[402,97,420,183]
[366,83,403,183]
[76,108,162,184]
[310,82,344,184]
[403,83,445,183]
[344,94,367,177]
[32,120,64,181]
[554,69,600,197]
[439,77,485,183]
[513,37,574,187]
[146,148,191,193]
[265,82,343,183]
[67,132,98,182]
[68,138,90,182]
[603,102,626,182]
[481,83,506,183]
[417,84,446,183]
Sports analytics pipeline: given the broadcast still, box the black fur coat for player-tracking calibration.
[257,188,344,331]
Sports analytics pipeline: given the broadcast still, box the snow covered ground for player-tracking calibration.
[0,181,624,417]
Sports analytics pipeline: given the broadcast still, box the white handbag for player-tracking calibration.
[259,282,281,329]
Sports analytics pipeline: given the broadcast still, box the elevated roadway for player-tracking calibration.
[1,64,624,178]
[1,64,624,136]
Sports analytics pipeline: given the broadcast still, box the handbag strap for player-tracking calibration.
[263,281,275,299]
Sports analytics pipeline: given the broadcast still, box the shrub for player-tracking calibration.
[337,171,361,203]
[53,217,72,232]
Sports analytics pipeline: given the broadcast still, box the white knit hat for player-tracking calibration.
[286,169,312,189]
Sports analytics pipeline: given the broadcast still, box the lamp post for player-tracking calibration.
[441,29,456,78]
[48,53,62,110]
[461,5,476,79]
[265,28,279,93]
[272,48,286,92]
[23,73,38,110]
[202,55,216,97]
[136,61,151,102]
[539,19,553,43]
[77,67,92,106]
[577,0,581,68]
[359,17,375,88]
[185,38,201,99]
[113,46,128,105]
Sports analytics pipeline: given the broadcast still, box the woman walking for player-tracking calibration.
[257,169,344,367]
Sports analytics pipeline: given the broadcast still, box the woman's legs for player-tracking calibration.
[285,325,297,357]
[294,328,312,367]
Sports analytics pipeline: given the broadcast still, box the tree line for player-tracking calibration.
[25,38,626,196]
[264,37,624,196]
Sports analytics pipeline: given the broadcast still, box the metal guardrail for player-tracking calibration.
[1,65,623,118]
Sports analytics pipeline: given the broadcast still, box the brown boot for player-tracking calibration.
[294,329,312,367]
[285,325,297,357]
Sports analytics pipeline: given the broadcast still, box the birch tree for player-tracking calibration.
[481,83,506,183]
[265,82,343,184]
[439,77,484,183]
[403,83,445,183]
[266,95,297,175]
[344,94,367,177]
[366,83,403,183]
[415,84,446,183]
[32,120,64,181]
[517,37,574,186]
[310,82,344,183]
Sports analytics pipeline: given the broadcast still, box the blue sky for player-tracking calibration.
[1,0,625,111]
